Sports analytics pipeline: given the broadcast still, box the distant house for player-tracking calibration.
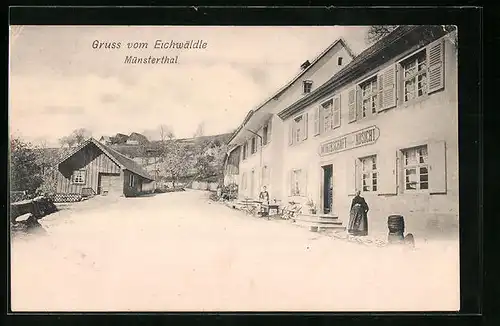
[54,138,155,197]
[99,136,112,145]
[126,132,149,145]
[113,133,129,145]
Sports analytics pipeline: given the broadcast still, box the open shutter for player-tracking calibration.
[355,159,362,193]
[428,140,447,194]
[302,113,309,141]
[301,170,308,196]
[396,150,404,194]
[355,87,362,121]
[348,88,356,123]
[379,64,397,111]
[267,118,272,143]
[333,95,341,128]
[377,151,398,195]
[427,39,445,94]
[313,106,321,136]
[288,121,294,146]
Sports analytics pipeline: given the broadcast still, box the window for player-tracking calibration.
[291,169,302,196]
[294,116,303,142]
[251,137,257,154]
[303,80,313,94]
[338,57,343,66]
[262,124,268,145]
[402,50,427,102]
[72,170,86,184]
[360,156,378,192]
[129,174,135,187]
[289,113,308,146]
[242,142,248,160]
[322,99,334,133]
[402,145,429,191]
[319,96,340,134]
[360,77,378,118]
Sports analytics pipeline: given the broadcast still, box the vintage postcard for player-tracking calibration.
[9,24,460,312]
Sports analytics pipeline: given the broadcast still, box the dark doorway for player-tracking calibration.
[322,165,333,214]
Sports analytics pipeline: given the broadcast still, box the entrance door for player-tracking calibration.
[98,173,122,196]
[322,165,333,214]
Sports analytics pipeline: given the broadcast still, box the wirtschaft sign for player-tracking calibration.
[319,126,380,156]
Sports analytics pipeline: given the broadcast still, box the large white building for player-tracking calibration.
[225,26,458,237]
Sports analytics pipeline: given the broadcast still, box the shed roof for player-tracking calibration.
[57,138,154,181]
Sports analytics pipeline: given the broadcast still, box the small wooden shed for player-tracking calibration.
[54,138,155,197]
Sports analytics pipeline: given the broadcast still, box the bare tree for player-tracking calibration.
[365,25,399,45]
[366,25,457,52]
[58,128,92,149]
[193,121,205,138]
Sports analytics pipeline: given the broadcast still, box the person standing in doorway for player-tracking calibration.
[347,190,369,236]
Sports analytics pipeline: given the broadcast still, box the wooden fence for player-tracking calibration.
[48,193,83,203]
[190,181,219,191]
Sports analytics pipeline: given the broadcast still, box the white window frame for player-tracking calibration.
[359,155,378,192]
[262,124,268,146]
[360,76,378,118]
[242,142,248,160]
[303,80,313,94]
[294,115,303,143]
[320,97,335,134]
[402,145,429,192]
[72,170,86,184]
[129,174,135,187]
[401,49,428,103]
[291,169,302,196]
[251,137,257,154]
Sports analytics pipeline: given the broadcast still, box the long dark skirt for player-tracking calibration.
[348,204,368,236]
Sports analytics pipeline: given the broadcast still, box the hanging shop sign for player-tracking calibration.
[319,125,380,156]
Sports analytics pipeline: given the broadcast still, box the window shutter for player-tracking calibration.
[428,140,447,194]
[346,159,356,195]
[302,113,308,141]
[267,118,272,143]
[427,39,445,94]
[313,106,320,136]
[301,170,308,196]
[355,159,362,193]
[288,121,294,146]
[396,150,404,194]
[379,64,397,111]
[333,95,341,128]
[348,88,356,123]
[377,151,398,195]
[355,87,362,121]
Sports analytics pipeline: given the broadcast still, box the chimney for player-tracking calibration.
[300,60,311,70]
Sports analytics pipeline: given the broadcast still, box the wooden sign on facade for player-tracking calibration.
[319,125,380,156]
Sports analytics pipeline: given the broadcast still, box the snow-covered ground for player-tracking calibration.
[10,190,460,312]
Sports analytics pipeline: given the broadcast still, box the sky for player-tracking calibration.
[9,26,370,147]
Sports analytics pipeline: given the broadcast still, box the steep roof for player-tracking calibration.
[227,38,355,145]
[57,138,154,181]
[278,25,454,120]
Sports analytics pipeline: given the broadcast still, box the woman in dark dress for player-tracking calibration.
[348,190,369,236]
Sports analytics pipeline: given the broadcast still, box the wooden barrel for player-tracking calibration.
[387,215,405,234]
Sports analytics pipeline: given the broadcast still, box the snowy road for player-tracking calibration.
[10,190,460,312]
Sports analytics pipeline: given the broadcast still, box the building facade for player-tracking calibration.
[226,38,355,202]
[277,26,458,235]
[225,26,459,237]
[54,138,155,197]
